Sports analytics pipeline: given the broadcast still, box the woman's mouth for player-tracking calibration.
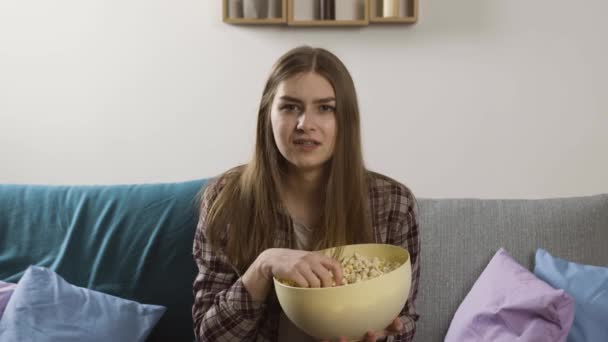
[293,139,321,151]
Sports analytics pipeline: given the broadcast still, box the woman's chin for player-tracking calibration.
[287,160,329,174]
[282,151,333,172]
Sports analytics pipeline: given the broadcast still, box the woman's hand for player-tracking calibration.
[260,248,344,288]
[242,248,343,303]
[361,317,404,341]
[320,317,404,342]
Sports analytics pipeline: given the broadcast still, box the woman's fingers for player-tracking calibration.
[298,264,322,288]
[364,331,377,342]
[274,250,344,288]
[322,318,402,342]
[290,272,310,288]
[384,317,403,335]
[310,263,334,287]
[320,256,344,285]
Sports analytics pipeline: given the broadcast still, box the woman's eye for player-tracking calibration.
[280,104,300,113]
[319,105,336,113]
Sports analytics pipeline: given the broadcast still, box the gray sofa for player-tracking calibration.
[1,179,606,341]
[414,194,608,341]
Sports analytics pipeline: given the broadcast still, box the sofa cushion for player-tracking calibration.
[0,179,207,341]
[0,266,165,342]
[534,248,608,342]
[415,194,608,341]
[0,281,16,319]
[444,248,574,342]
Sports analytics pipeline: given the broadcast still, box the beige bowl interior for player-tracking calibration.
[273,243,412,341]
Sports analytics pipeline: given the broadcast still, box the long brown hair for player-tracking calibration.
[204,46,372,273]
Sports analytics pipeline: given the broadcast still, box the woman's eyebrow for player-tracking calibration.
[279,96,336,104]
[279,96,304,104]
[313,97,336,104]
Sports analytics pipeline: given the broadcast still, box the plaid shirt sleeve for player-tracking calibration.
[385,184,421,342]
[192,179,267,342]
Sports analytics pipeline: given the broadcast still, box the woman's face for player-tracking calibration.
[270,72,337,174]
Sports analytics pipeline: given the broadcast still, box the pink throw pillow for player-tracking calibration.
[445,248,575,342]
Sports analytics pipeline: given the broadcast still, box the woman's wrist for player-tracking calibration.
[242,249,273,302]
[255,248,272,279]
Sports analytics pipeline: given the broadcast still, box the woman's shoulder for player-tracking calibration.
[366,170,417,212]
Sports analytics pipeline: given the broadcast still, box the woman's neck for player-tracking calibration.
[283,166,326,200]
[281,166,327,226]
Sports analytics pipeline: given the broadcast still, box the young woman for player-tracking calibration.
[193,46,420,342]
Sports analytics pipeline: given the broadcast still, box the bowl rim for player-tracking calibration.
[273,243,411,291]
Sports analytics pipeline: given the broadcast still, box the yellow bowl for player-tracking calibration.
[273,243,412,341]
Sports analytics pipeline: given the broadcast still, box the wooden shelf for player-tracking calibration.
[224,17,286,25]
[288,19,368,27]
[370,16,416,23]
[223,0,288,25]
[369,0,418,24]
[223,0,417,27]
[288,0,369,27]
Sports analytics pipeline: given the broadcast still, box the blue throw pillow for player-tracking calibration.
[534,249,608,342]
[0,266,166,342]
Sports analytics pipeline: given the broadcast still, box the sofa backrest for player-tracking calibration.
[3,180,607,342]
[414,194,608,342]
[0,179,207,342]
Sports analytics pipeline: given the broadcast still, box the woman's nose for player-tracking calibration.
[296,112,315,131]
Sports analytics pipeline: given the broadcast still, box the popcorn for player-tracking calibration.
[278,252,401,287]
[338,253,401,285]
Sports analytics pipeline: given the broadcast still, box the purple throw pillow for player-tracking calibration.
[445,248,575,342]
[0,281,17,319]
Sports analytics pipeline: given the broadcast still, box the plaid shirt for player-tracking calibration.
[193,171,421,342]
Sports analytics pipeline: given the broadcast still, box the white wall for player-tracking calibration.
[1,0,606,198]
